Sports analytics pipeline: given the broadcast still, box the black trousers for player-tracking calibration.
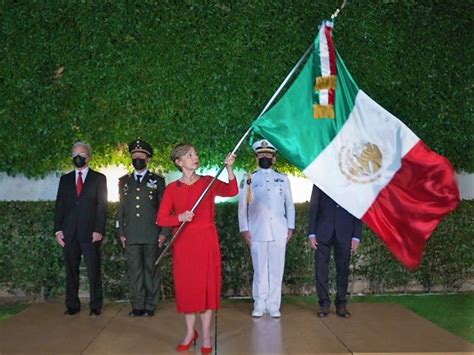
[126,244,161,311]
[314,232,351,308]
[64,237,103,311]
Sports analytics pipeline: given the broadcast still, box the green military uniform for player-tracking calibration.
[117,140,169,315]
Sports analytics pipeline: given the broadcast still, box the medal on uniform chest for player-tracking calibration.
[147,179,158,189]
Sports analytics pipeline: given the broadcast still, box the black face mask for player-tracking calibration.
[72,155,87,168]
[132,158,147,171]
[258,157,273,169]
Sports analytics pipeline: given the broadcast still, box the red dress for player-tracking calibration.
[157,175,238,313]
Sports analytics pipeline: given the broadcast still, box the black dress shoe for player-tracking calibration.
[64,309,80,315]
[128,309,144,317]
[317,306,329,318]
[336,305,351,318]
[143,310,155,317]
[90,309,101,316]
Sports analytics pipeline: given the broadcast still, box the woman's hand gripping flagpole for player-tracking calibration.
[155,42,315,267]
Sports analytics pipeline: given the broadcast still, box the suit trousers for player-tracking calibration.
[126,244,161,311]
[314,232,351,308]
[251,239,287,313]
[64,237,103,311]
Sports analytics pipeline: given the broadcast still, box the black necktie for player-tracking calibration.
[136,174,142,184]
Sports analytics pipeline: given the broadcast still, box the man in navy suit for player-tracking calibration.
[308,185,362,318]
[54,142,107,316]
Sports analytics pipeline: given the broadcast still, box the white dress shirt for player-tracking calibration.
[75,167,89,184]
[134,168,148,183]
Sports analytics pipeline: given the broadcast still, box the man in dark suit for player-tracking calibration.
[54,142,107,316]
[308,185,362,318]
[117,139,168,317]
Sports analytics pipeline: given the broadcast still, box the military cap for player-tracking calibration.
[252,139,277,154]
[129,139,153,157]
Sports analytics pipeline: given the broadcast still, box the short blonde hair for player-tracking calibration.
[171,143,197,171]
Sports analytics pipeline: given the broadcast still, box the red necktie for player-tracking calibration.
[76,171,83,197]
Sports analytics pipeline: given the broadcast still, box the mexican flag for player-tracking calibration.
[252,21,460,269]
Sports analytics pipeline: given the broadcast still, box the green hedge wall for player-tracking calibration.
[0,201,472,300]
[0,0,472,177]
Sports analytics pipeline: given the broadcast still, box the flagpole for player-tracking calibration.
[155,41,314,267]
[331,0,348,19]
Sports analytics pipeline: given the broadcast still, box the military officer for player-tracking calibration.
[238,139,295,318]
[117,139,169,317]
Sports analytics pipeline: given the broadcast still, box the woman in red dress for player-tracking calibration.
[157,143,238,353]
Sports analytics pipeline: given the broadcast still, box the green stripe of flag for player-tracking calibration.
[252,47,359,170]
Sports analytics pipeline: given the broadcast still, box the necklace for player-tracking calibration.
[181,174,199,185]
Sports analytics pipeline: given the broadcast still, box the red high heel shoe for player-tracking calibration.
[201,345,212,354]
[176,330,198,352]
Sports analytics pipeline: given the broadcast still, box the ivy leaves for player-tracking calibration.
[0,1,472,177]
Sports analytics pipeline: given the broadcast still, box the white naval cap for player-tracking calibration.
[252,139,277,154]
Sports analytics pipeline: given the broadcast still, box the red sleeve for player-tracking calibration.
[156,184,180,227]
[214,176,238,198]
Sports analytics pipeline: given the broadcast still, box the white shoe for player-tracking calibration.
[252,309,264,317]
[269,310,281,318]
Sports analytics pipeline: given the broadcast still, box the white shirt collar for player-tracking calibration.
[258,167,273,174]
[134,169,148,180]
[75,167,89,182]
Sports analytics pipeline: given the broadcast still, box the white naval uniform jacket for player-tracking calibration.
[238,168,295,241]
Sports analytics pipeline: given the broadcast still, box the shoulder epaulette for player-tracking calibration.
[154,173,165,180]
[118,173,130,181]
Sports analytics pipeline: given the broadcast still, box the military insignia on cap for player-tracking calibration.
[128,139,153,157]
[252,139,277,154]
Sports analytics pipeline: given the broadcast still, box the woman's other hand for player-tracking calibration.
[178,211,195,222]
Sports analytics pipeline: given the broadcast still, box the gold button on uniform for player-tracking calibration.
[136,213,140,217]
[136,188,140,191]
[136,196,140,200]
[136,205,140,208]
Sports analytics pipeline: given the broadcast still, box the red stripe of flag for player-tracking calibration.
[328,88,335,106]
[362,140,460,269]
[325,24,336,105]
[325,25,337,75]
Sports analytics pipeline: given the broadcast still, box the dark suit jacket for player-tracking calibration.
[308,185,362,243]
[54,169,108,243]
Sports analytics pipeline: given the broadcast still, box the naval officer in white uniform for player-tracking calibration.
[238,139,295,318]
